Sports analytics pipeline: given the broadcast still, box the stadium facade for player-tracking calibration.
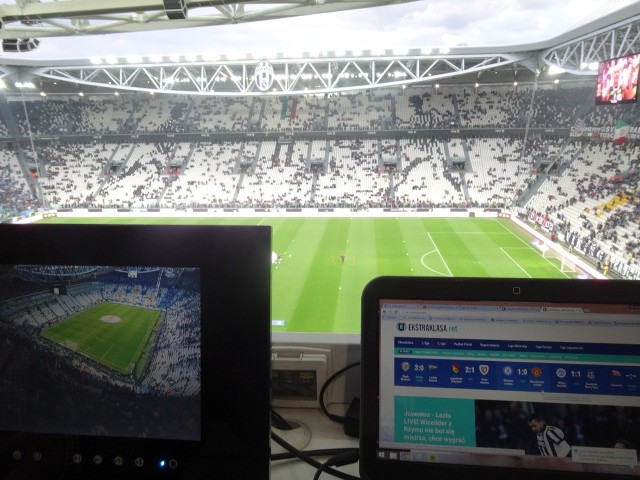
[0,2,638,282]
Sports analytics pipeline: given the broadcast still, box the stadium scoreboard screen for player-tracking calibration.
[595,53,640,105]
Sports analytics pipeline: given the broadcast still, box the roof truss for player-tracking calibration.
[32,53,526,95]
[0,0,420,38]
[543,12,640,74]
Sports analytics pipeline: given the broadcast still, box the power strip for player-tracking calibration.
[271,333,361,409]
[272,346,330,408]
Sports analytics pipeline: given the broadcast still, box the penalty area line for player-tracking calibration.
[424,233,453,277]
[500,247,531,278]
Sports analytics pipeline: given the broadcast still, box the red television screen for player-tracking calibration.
[596,53,640,104]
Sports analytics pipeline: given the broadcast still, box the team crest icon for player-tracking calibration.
[254,60,275,92]
[479,365,489,375]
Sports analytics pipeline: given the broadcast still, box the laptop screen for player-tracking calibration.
[360,277,640,480]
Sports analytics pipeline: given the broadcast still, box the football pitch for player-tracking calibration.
[41,301,161,374]
[38,216,578,333]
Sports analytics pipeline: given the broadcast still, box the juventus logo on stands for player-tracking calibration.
[254,60,275,92]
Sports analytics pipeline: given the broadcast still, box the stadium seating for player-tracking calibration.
[0,82,637,278]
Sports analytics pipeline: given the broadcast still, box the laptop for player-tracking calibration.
[360,277,640,480]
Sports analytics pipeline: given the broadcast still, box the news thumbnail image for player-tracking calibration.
[475,400,640,457]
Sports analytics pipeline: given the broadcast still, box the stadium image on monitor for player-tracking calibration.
[0,263,201,442]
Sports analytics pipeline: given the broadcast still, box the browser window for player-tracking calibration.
[378,299,640,475]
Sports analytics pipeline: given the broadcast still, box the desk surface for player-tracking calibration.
[271,407,359,480]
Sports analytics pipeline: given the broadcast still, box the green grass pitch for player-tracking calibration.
[41,301,161,374]
[37,216,579,334]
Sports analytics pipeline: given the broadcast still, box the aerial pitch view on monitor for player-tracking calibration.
[0,263,201,442]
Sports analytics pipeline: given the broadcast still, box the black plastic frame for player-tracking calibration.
[360,276,640,480]
[0,223,271,480]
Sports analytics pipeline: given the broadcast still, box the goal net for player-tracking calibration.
[533,240,577,274]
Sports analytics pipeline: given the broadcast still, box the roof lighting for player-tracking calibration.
[15,81,36,89]
[548,65,566,75]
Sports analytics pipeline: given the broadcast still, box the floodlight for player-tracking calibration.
[548,65,565,75]
[2,38,39,52]
[163,0,188,19]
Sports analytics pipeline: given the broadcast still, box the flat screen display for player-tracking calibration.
[361,277,640,480]
[0,223,271,480]
[595,53,640,104]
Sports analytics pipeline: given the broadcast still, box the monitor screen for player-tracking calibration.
[0,263,201,442]
[361,277,640,480]
[595,53,640,104]
[0,223,271,480]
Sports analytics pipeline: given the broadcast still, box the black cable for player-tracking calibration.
[271,408,295,431]
[312,450,360,480]
[270,406,359,462]
[318,361,360,424]
[271,447,359,462]
[271,430,360,480]
[270,361,362,478]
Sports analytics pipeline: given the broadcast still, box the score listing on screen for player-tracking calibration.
[394,396,475,447]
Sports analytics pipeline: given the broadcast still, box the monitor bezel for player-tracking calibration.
[360,276,640,480]
[0,223,271,480]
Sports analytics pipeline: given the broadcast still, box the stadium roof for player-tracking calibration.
[0,0,639,96]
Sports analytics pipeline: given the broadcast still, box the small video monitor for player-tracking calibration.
[0,223,271,480]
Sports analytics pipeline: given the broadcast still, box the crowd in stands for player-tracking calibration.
[0,81,638,278]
